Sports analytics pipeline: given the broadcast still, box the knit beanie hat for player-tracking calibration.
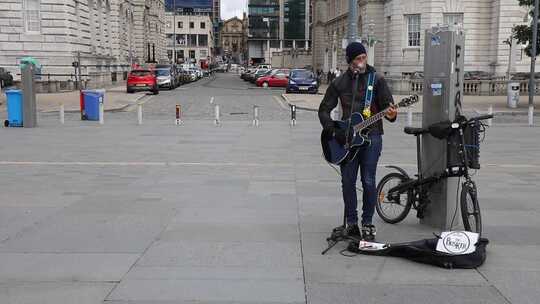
[346,42,367,63]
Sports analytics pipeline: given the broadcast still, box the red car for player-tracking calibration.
[256,69,290,87]
[127,69,159,94]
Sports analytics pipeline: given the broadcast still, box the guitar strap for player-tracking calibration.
[362,72,376,118]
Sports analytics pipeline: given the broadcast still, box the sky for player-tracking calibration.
[221,0,247,20]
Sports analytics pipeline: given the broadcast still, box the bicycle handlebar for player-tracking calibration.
[468,114,493,122]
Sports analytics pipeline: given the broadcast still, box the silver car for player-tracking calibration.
[155,68,175,90]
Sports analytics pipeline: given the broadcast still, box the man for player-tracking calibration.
[318,42,397,241]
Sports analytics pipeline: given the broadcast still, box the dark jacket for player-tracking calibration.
[318,65,395,135]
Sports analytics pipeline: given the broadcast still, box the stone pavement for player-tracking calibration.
[0,109,539,303]
[0,85,148,113]
[283,84,539,115]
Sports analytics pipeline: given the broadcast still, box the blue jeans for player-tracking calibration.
[340,134,382,225]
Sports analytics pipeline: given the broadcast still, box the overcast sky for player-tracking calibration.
[221,0,247,20]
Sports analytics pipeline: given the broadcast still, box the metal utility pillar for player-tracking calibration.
[21,64,37,128]
[421,27,465,229]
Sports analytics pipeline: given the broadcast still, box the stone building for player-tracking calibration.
[164,12,213,64]
[220,16,245,64]
[0,0,166,90]
[312,0,537,77]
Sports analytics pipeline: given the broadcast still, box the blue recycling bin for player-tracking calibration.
[82,90,104,121]
[4,89,23,127]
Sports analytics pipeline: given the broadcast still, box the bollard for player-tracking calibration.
[529,105,534,127]
[487,105,493,127]
[214,104,221,126]
[290,104,297,126]
[407,107,413,127]
[99,98,104,125]
[175,104,182,125]
[137,103,143,125]
[60,103,65,125]
[252,105,260,127]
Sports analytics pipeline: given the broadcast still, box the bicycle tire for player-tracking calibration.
[460,181,482,235]
[376,172,413,224]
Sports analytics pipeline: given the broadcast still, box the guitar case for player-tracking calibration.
[347,237,488,269]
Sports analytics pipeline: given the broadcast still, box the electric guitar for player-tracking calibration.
[321,95,419,165]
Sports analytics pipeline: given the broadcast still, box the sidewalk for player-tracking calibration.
[0,86,147,113]
[0,119,539,303]
[283,84,539,115]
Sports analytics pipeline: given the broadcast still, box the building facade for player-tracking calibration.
[0,0,166,88]
[165,13,213,64]
[164,0,221,55]
[312,0,537,77]
[220,17,245,64]
[247,0,310,65]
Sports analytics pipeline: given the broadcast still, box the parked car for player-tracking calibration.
[0,67,14,88]
[256,69,291,87]
[155,68,176,90]
[241,68,256,80]
[257,64,272,70]
[249,69,270,83]
[286,69,318,94]
[127,69,159,94]
[243,69,260,82]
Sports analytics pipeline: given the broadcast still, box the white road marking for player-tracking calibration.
[273,95,289,110]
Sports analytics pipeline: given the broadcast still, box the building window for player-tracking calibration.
[189,50,196,58]
[200,49,207,58]
[406,14,421,47]
[443,13,463,27]
[24,0,40,32]
[189,22,194,29]
[200,22,205,29]
[188,34,197,46]
[178,21,183,28]
[198,34,208,47]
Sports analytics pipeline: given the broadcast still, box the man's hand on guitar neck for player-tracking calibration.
[385,104,398,121]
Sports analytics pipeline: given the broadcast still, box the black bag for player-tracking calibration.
[347,237,489,269]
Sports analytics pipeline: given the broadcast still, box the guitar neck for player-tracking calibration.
[355,105,399,132]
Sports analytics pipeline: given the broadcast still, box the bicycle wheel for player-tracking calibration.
[376,173,412,224]
[460,181,482,235]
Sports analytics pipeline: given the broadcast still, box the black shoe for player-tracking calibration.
[346,224,361,238]
[361,224,376,241]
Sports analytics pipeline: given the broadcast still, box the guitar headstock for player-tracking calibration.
[396,95,419,108]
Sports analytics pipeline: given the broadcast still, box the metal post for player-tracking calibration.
[290,104,296,126]
[252,105,259,127]
[529,0,539,108]
[137,103,143,125]
[173,0,176,64]
[175,104,182,125]
[214,104,220,126]
[77,51,82,90]
[21,64,37,128]
[530,105,534,126]
[347,0,358,43]
[60,103,65,124]
[99,98,104,125]
[488,105,493,127]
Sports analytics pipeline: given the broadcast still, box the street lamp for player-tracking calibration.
[263,17,270,64]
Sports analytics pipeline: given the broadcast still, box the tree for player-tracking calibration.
[513,0,540,57]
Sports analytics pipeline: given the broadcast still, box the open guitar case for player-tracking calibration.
[346,237,489,269]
